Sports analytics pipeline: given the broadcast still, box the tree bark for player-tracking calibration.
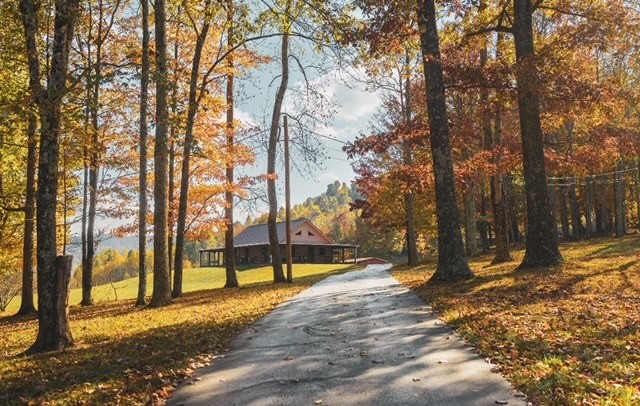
[635,160,640,231]
[80,6,92,307]
[463,182,478,257]
[173,7,211,297]
[417,0,473,282]
[585,175,594,238]
[17,106,37,316]
[20,0,80,353]
[569,180,582,240]
[267,32,289,283]
[597,181,609,234]
[505,175,521,245]
[136,0,150,306]
[402,49,419,266]
[560,182,570,240]
[513,0,562,268]
[149,0,171,307]
[224,0,239,288]
[484,32,511,264]
[614,161,626,237]
[27,256,74,354]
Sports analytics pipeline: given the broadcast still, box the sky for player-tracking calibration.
[74,30,383,252]
[231,39,382,215]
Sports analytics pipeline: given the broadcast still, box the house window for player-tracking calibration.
[319,247,326,255]
[308,231,314,236]
[296,230,302,235]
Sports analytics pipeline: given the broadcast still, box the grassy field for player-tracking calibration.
[0,264,357,405]
[394,235,640,406]
[3,264,351,314]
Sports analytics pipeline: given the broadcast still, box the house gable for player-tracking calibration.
[288,220,333,244]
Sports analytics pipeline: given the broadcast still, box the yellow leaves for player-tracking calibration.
[394,235,640,405]
[1,264,355,404]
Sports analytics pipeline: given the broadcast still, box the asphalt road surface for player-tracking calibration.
[169,265,527,406]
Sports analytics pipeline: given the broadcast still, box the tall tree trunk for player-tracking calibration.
[173,9,211,297]
[168,138,175,278]
[560,182,570,240]
[80,7,91,308]
[548,179,558,236]
[20,0,79,353]
[402,49,419,266]
[168,29,179,289]
[149,0,171,307]
[136,0,150,306]
[635,159,640,230]
[513,0,562,268]
[585,175,594,238]
[417,0,473,281]
[615,161,626,237]
[569,180,582,240]
[267,31,289,283]
[463,182,478,257]
[224,0,239,287]
[505,175,521,244]
[487,32,511,263]
[17,106,38,315]
[478,181,490,253]
[598,181,609,234]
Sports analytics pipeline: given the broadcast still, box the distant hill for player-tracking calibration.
[249,181,360,245]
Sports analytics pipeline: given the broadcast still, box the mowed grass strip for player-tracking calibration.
[393,235,640,406]
[0,264,357,405]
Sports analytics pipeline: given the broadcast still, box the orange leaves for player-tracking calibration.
[394,235,640,405]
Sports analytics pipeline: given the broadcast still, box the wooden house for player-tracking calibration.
[199,218,358,266]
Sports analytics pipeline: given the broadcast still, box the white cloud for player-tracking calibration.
[318,171,341,183]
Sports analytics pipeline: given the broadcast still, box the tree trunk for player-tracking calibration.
[560,182,570,240]
[569,180,582,240]
[513,0,562,268]
[20,0,80,353]
[585,175,594,238]
[168,137,175,284]
[614,161,626,237]
[17,106,37,316]
[173,12,211,297]
[404,192,419,266]
[478,180,490,253]
[598,181,609,234]
[136,0,150,306]
[80,10,91,307]
[463,183,478,257]
[635,159,640,230]
[548,180,558,236]
[27,256,74,354]
[402,49,419,267]
[149,0,171,307]
[267,32,289,283]
[488,66,512,264]
[417,0,473,281]
[504,175,521,245]
[167,25,181,293]
[224,1,239,288]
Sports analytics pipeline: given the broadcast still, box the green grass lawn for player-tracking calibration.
[394,235,640,406]
[0,263,357,405]
[2,264,352,314]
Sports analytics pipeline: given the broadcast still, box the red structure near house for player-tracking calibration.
[199,218,358,266]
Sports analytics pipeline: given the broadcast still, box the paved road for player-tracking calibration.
[169,265,527,406]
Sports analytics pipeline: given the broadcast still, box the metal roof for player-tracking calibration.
[234,218,307,246]
[199,218,360,252]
